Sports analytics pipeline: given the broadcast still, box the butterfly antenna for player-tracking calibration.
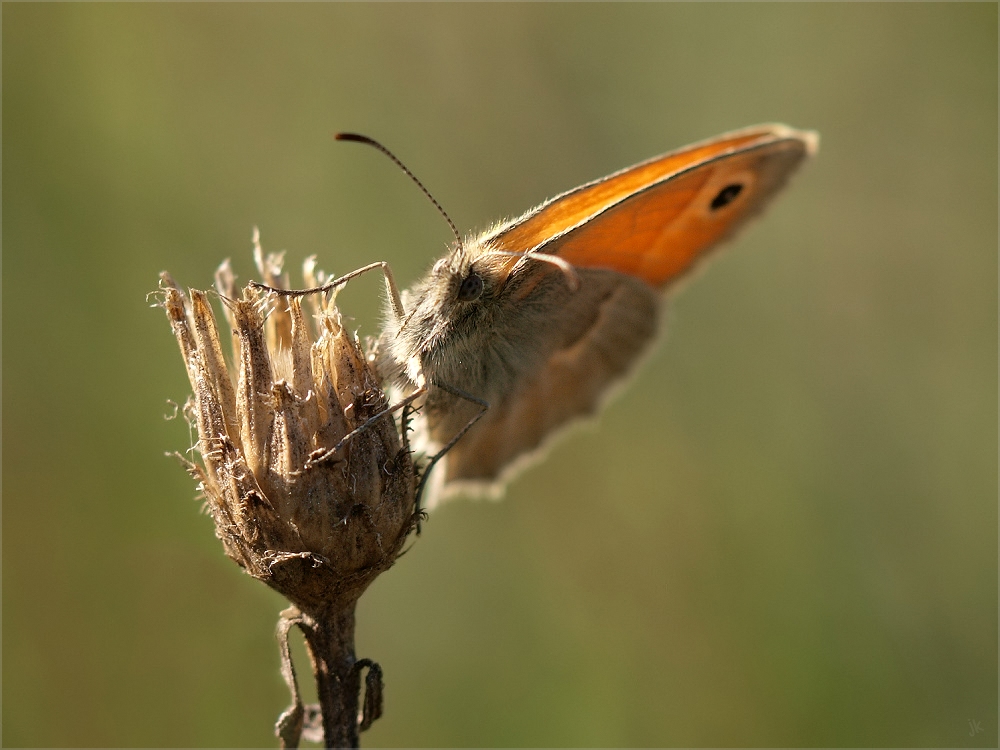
[335,132,464,252]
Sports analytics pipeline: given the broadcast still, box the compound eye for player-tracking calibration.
[456,272,484,302]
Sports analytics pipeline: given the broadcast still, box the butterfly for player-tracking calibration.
[258,125,817,507]
[369,124,818,505]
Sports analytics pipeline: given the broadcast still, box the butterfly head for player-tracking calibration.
[377,239,519,386]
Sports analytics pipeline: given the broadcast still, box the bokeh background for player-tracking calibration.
[4,4,996,747]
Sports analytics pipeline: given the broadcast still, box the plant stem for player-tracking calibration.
[300,604,361,748]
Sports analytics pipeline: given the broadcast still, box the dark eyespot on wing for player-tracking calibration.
[710,183,743,210]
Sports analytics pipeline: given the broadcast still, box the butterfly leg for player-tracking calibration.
[304,386,428,470]
[413,382,490,526]
[250,260,405,322]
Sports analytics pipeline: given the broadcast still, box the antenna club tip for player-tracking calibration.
[335,132,372,144]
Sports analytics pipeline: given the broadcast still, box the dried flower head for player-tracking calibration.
[158,245,416,616]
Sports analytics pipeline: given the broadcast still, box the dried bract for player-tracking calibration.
[158,252,416,616]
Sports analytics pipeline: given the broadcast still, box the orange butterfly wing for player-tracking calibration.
[433,125,817,494]
[485,124,817,288]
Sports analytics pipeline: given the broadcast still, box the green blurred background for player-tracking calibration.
[4,4,996,747]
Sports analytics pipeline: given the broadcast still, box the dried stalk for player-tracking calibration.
[156,240,416,747]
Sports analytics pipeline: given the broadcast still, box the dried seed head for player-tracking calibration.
[157,247,416,615]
